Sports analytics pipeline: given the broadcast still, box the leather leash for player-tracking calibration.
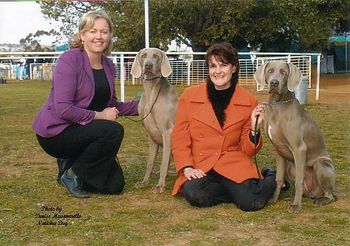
[118,78,162,122]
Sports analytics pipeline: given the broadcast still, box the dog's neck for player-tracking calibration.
[142,75,162,81]
[142,76,164,98]
[268,91,296,104]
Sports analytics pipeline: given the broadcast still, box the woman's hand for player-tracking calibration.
[95,107,119,121]
[251,103,265,131]
[183,167,206,180]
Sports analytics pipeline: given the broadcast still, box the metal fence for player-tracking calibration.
[0,51,321,100]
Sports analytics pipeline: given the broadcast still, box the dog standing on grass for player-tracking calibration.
[131,48,178,193]
[254,60,336,213]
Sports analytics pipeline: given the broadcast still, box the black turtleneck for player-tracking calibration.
[207,82,235,127]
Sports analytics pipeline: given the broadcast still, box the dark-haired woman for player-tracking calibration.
[171,42,279,211]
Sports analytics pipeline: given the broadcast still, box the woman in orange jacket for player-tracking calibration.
[171,42,282,211]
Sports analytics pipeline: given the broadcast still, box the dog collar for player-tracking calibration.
[142,76,162,81]
[267,98,296,105]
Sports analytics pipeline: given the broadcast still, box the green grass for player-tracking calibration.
[0,80,349,245]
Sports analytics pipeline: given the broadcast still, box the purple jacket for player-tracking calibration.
[32,48,139,138]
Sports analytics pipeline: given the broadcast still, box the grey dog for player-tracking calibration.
[131,48,178,193]
[254,60,336,213]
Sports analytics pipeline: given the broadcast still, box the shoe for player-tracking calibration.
[56,158,68,185]
[281,180,290,192]
[261,167,290,192]
[261,167,276,177]
[61,168,90,198]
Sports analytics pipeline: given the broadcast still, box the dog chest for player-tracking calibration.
[267,124,273,140]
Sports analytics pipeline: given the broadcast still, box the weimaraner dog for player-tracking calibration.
[254,60,336,213]
[131,48,178,193]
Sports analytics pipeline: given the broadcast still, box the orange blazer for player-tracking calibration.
[171,83,262,195]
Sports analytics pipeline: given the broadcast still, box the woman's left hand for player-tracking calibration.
[183,168,206,180]
[251,103,265,130]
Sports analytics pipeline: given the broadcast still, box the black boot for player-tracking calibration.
[261,167,276,177]
[61,168,90,198]
[56,158,68,185]
[261,167,290,192]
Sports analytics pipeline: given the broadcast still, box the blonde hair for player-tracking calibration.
[71,10,113,55]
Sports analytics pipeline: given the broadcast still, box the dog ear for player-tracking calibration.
[131,52,142,78]
[254,62,268,91]
[160,51,172,77]
[287,63,302,92]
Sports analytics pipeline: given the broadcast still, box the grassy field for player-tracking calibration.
[0,79,349,245]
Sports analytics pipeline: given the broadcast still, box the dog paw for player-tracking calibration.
[152,185,165,193]
[288,204,301,213]
[134,181,147,189]
[313,197,334,206]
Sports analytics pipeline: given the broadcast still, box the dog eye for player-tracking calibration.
[281,70,287,75]
[268,69,274,73]
[141,54,147,58]
[153,54,159,60]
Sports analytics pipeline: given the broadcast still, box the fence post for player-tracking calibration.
[308,56,312,88]
[120,54,125,102]
[187,60,191,86]
[316,54,321,102]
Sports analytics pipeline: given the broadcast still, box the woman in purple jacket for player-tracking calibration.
[32,10,138,198]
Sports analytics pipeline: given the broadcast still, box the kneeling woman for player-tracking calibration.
[32,10,138,198]
[171,42,279,211]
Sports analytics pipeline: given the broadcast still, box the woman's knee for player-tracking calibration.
[103,180,125,195]
[93,120,124,142]
[104,121,124,140]
[235,198,267,211]
[232,180,273,211]
[182,182,213,207]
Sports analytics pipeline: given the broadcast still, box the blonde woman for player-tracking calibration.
[33,10,138,198]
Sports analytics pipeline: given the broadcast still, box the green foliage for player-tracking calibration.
[37,0,350,52]
[19,30,59,52]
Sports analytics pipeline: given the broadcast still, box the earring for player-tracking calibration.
[81,40,84,46]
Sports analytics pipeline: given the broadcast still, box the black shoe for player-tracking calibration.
[56,158,68,185]
[281,180,290,192]
[61,168,90,198]
[261,167,290,192]
[261,167,276,177]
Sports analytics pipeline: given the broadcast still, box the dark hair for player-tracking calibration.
[205,42,240,85]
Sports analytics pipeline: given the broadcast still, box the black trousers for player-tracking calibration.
[182,170,276,211]
[36,120,125,194]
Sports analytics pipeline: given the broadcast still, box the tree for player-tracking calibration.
[19,30,59,52]
[38,0,350,52]
[273,0,350,52]
[38,1,95,44]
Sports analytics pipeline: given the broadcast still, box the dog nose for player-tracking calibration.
[270,80,279,87]
[145,62,153,69]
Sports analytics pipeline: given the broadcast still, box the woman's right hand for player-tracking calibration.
[183,167,206,180]
[95,107,119,121]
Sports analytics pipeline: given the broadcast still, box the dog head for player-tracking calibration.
[254,60,302,95]
[131,48,172,79]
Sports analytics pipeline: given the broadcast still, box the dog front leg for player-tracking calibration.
[134,137,159,189]
[289,143,307,213]
[153,132,172,193]
[272,153,287,202]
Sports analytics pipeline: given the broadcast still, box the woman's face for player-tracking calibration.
[80,17,111,56]
[208,56,236,90]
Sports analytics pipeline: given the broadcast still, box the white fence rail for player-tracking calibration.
[0,51,321,101]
